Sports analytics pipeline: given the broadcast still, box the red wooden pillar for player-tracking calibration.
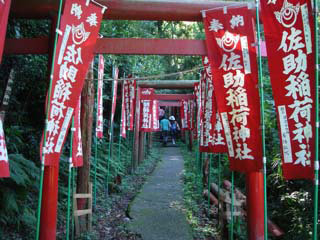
[39,16,59,240]
[246,171,265,240]
[39,166,59,240]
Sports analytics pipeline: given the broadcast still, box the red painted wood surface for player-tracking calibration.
[4,37,49,55]
[159,101,181,107]
[10,0,242,21]
[40,166,59,240]
[4,38,268,57]
[95,38,207,56]
[141,94,195,101]
[4,38,206,55]
[246,172,265,240]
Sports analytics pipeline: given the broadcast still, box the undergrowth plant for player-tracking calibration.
[180,142,219,239]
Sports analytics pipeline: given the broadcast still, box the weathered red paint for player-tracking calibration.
[95,38,207,56]
[10,0,243,21]
[138,80,198,89]
[4,38,49,55]
[39,17,60,239]
[4,38,206,56]
[159,101,181,107]
[246,172,265,240]
[4,38,268,57]
[39,166,59,240]
[141,94,195,101]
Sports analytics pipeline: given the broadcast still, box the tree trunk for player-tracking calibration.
[148,132,153,150]
[138,131,145,164]
[188,130,193,151]
[203,153,209,186]
[132,87,141,170]
[77,63,94,208]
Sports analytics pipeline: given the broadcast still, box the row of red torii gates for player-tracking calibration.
[5,1,267,239]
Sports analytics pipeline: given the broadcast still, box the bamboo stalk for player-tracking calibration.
[36,0,64,239]
[256,0,268,238]
[66,118,75,240]
[230,171,234,240]
[208,154,212,210]
[93,58,99,208]
[71,166,75,240]
[106,79,115,196]
[218,153,221,225]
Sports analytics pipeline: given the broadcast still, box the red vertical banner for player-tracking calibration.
[188,99,195,130]
[152,100,160,131]
[194,82,200,139]
[110,67,119,126]
[0,119,9,177]
[204,56,228,153]
[211,106,228,153]
[120,83,127,138]
[124,77,136,131]
[0,0,11,63]
[129,78,136,131]
[200,57,217,153]
[72,97,83,167]
[199,70,208,152]
[140,88,159,132]
[42,0,104,166]
[96,54,104,139]
[124,80,130,131]
[261,0,315,179]
[203,6,263,172]
[180,100,189,130]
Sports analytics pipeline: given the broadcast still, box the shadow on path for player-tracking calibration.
[128,147,193,240]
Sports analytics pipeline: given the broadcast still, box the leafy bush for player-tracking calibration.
[0,154,39,232]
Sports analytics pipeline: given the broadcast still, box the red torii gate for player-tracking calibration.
[136,93,195,164]
[5,1,265,239]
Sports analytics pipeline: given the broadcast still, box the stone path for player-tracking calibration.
[128,146,193,240]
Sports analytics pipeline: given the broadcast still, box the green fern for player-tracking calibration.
[0,153,39,233]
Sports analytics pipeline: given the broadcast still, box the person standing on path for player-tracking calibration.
[159,107,165,120]
[160,115,171,146]
[169,115,180,145]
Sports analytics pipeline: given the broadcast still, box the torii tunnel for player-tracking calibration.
[4,1,269,239]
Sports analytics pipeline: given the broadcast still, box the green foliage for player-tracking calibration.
[0,154,39,233]
[180,143,219,239]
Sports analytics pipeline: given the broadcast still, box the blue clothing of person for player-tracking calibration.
[160,118,171,131]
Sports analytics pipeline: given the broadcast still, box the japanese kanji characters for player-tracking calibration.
[209,19,224,32]
[120,83,127,138]
[96,55,104,138]
[110,68,119,128]
[261,0,315,179]
[41,0,103,166]
[139,89,159,132]
[141,100,152,129]
[198,57,227,153]
[203,6,262,172]
[71,3,82,19]
[124,78,136,131]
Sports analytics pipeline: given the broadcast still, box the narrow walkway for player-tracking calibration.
[128,146,193,240]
